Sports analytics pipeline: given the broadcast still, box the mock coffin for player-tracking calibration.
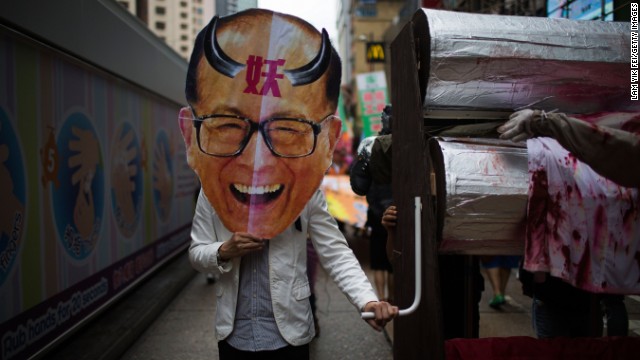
[412,9,634,117]
[429,137,528,255]
[409,10,639,252]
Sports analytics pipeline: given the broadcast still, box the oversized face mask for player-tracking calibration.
[180,10,341,238]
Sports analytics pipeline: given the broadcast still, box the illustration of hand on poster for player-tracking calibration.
[110,122,142,237]
[69,126,99,240]
[153,132,173,222]
[53,113,104,260]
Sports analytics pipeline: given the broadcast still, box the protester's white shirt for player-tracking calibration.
[189,189,378,345]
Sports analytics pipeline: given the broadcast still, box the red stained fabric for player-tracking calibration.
[524,137,640,294]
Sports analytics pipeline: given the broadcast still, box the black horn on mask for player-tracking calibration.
[204,16,331,87]
[283,29,331,86]
[203,16,246,78]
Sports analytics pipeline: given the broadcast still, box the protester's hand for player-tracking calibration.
[497,109,536,142]
[363,301,398,331]
[381,205,397,231]
[218,232,265,261]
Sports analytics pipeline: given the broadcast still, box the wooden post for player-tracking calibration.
[390,17,445,360]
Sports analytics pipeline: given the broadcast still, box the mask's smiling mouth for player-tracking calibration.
[230,183,284,205]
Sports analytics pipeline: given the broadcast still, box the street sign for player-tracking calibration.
[356,71,388,137]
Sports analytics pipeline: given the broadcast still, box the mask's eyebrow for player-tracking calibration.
[267,111,308,120]
[196,105,245,117]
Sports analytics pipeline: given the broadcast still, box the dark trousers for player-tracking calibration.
[218,340,309,360]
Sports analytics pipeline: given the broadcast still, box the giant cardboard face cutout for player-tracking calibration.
[180,9,342,238]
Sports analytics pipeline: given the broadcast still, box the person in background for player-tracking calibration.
[327,147,350,175]
[381,205,396,263]
[180,10,397,359]
[350,105,394,301]
[367,104,484,338]
[326,146,349,232]
[480,256,521,309]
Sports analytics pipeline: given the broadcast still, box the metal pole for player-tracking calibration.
[362,196,422,319]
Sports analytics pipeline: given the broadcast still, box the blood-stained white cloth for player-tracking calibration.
[524,137,640,294]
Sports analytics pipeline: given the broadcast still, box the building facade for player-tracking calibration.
[117,0,216,59]
[336,0,632,141]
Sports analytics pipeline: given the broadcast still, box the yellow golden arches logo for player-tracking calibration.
[366,42,385,63]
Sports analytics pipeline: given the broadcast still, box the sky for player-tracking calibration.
[256,0,339,40]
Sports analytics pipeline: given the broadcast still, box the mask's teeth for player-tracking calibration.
[233,184,282,195]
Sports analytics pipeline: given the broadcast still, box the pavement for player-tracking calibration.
[45,225,640,360]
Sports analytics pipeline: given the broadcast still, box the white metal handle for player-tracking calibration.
[361,196,422,319]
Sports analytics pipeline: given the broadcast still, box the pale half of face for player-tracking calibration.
[179,11,341,238]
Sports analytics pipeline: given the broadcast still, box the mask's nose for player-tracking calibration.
[235,130,278,171]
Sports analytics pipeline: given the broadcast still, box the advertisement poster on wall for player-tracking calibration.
[0,27,198,360]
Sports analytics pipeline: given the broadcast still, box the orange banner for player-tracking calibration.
[320,175,368,228]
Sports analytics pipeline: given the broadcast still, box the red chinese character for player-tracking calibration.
[243,55,285,97]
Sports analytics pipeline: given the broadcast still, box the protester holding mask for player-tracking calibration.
[178,9,397,359]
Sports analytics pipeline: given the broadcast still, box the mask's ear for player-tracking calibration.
[322,116,342,173]
[178,107,196,168]
[327,116,342,153]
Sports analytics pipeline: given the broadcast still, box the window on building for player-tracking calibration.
[180,23,188,29]
[156,6,166,15]
[181,35,188,41]
[547,0,614,20]
[180,12,188,19]
[181,46,189,52]
[155,21,166,30]
[180,1,188,7]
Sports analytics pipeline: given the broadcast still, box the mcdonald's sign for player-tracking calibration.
[366,42,386,63]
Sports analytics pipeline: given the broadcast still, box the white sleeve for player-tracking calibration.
[188,190,232,274]
[307,190,378,311]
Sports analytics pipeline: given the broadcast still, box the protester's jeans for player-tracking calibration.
[532,296,591,338]
[601,295,628,336]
